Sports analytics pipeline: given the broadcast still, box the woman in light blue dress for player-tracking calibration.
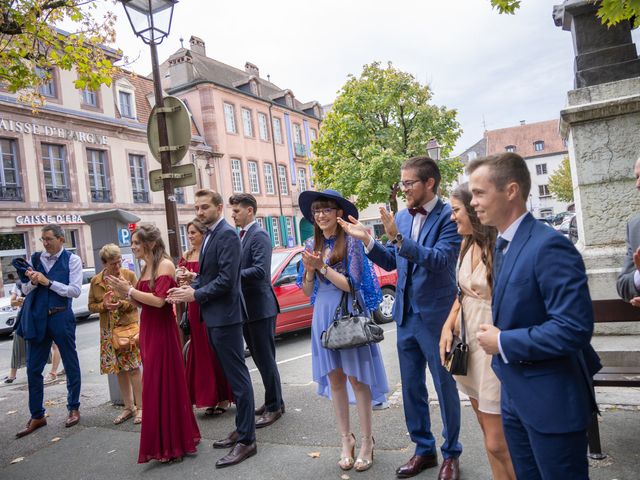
[297,189,389,473]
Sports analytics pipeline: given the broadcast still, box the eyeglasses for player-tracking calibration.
[312,207,337,217]
[399,179,423,190]
[39,237,57,243]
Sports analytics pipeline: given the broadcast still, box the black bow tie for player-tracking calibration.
[408,207,428,217]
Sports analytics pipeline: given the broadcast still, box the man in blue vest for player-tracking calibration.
[16,224,83,438]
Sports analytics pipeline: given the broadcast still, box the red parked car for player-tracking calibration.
[271,247,398,335]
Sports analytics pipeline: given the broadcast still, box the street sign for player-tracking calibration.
[118,227,131,247]
[147,96,192,165]
[148,163,197,192]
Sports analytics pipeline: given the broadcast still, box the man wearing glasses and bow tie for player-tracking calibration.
[339,156,462,480]
[15,223,83,438]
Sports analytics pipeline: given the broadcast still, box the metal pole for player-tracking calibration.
[149,41,181,261]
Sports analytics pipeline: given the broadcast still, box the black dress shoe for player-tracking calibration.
[396,454,438,478]
[16,416,47,438]
[255,409,283,428]
[255,402,285,416]
[213,430,240,449]
[215,441,257,468]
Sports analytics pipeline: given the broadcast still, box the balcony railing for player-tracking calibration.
[46,187,72,202]
[0,185,23,201]
[294,143,307,157]
[132,190,149,203]
[90,188,112,203]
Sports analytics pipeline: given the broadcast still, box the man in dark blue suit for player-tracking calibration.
[340,156,462,480]
[469,152,600,480]
[167,189,256,468]
[229,193,284,428]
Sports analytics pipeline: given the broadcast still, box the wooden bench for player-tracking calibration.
[588,299,640,459]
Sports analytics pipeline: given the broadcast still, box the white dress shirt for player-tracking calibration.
[240,220,257,243]
[21,247,83,298]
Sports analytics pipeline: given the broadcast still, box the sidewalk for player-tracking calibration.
[1,377,638,479]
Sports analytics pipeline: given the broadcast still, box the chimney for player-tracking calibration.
[520,120,526,126]
[245,62,259,77]
[167,50,194,88]
[190,35,206,56]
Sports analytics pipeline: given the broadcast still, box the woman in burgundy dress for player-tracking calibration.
[177,219,233,415]
[107,225,200,464]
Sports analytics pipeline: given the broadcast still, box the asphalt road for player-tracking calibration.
[0,319,638,479]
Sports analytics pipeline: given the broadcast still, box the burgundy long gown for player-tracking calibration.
[179,258,234,407]
[137,275,200,463]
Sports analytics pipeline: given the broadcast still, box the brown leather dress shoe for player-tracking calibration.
[255,403,285,416]
[16,416,47,438]
[65,409,80,428]
[396,454,438,478]
[213,430,240,449]
[215,441,257,468]
[255,409,283,428]
[438,457,460,480]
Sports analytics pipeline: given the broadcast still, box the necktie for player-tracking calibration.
[493,237,510,280]
[239,230,246,239]
[408,207,428,217]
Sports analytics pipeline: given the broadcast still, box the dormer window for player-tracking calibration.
[115,79,137,119]
[285,94,293,108]
[505,145,516,153]
[249,79,259,96]
[534,140,544,152]
[36,67,56,98]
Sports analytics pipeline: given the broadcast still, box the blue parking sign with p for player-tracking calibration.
[118,228,131,247]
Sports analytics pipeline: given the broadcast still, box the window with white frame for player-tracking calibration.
[42,143,71,202]
[129,154,149,203]
[272,117,283,144]
[536,164,547,175]
[271,217,281,246]
[87,149,111,202]
[224,103,237,133]
[119,91,134,118]
[298,167,307,191]
[256,217,264,229]
[505,145,516,152]
[81,88,97,107]
[534,141,544,152]
[0,138,22,201]
[248,161,260,194]
[539,184,550,197]
[293,124,302,144]
[231,158,244,192]
[264,163,275,194]
[36,67,56,98]
[241,108,253,137]
[258,113,269,141]
[285,217,294,245]
[277,165,288,195]
[309,128,317,143]
[179,225,188,251]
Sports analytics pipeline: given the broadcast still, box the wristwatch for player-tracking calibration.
[320,265,328,276]
[391,233,403,245]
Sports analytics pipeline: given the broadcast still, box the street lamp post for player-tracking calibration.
[426,138,441,161]
[119,0,181,260]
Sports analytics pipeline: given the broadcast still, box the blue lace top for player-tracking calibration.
[296,234,382,311]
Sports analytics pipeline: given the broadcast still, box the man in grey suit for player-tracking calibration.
[617,156,640,306]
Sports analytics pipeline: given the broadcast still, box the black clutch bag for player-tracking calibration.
[179,306,190,336]
[444,287,469,376]
[321,279,384,350]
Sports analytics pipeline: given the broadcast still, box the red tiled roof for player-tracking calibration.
[485,120,566,158]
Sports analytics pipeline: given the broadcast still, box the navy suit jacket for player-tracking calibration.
[194,219,244,328]
[367,198,461,326]
[492,213,601,434]
[240,223,280,323]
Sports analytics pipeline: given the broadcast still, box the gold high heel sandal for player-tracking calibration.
[354,436,375,472]
[338,433,356,471]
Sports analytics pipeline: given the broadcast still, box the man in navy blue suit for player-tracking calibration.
[229,193,284,428]
[340,156,462,480]
[469,152,600,480]
[168,189,256,468]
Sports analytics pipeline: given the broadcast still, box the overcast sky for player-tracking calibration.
[109,0,640,154]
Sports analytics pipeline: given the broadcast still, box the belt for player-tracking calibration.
[48,307,67,316]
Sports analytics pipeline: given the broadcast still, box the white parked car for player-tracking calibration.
[0,268,96,335]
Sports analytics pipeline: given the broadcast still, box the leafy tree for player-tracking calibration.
[0,1,120,105]
[548,156,574,203]
[311,61,462,212]
[490,0,640,27]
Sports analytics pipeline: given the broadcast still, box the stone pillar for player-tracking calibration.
[555,2,640,331]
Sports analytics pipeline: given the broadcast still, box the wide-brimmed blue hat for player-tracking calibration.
[299,189,359,223]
